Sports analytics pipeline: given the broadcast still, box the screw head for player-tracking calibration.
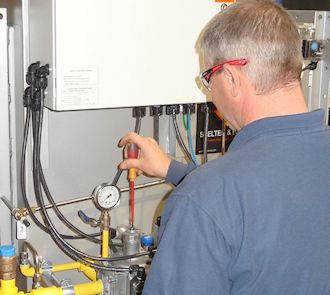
[220,4,228,11]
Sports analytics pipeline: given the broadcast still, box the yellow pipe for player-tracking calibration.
[26,286,63,295]
[50,262,97,280]
[0,279,23,295]
[78,264,97,282]
[52,262,81,273]
[102,230,109,258]
[1,279,103,295]
[20,262,97,281]
[73,280,103,295]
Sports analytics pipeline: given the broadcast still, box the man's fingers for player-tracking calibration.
[119,158,141,170]
[118,132,142,148]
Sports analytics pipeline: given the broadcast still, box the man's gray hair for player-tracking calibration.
[200,0,303,94]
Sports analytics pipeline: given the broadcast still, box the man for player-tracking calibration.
[120,0,330,294]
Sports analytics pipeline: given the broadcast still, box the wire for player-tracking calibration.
[40,169,102,243]
[153,115,160,143]
[302,60,318,72]
[30,88,149,270]
[172,114,194,162]
[21,100,102,241]
[203,105,210,164]
[23,69,151,270]
[187,111,198,165]
[182,114,188,130]
[134,116,142,134]
[21,105,92,239]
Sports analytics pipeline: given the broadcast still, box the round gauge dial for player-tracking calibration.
[93,183,121,210]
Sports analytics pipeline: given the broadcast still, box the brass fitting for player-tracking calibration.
[99,211,110,231]
[12,208,30,221]
[0,255,17,280]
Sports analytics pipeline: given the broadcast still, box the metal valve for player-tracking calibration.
[77,210,100,227]
[1,196,30,226]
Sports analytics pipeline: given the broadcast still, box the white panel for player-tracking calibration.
[0,9,13,244]
[27,0,219,111]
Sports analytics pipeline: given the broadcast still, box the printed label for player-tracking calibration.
[61,68,99,107]
[196,102,236,154]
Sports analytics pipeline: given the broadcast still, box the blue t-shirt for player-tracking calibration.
[143,110,330,295]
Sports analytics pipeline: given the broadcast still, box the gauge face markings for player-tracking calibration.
[94,184,121,210]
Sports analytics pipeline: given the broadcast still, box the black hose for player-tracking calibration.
[31,98,149,267]
[39,169,102,243]
[21,108,47,230]
[172,114,194,162]
[21,106,101,240]
[29,91,108,268]
[21,67,140,271]
[134,117,142,134]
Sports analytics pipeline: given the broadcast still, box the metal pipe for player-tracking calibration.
[22,241,41,288]
[1,196,15,212]
[33,179,167,212]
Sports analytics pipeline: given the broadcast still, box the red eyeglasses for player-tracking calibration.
[199,59,248,90]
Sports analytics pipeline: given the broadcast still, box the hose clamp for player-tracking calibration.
[61,279,75,295]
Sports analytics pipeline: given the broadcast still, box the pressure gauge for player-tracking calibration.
[93,183,121,210]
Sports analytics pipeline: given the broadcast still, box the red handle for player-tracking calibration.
[127,143,139,159]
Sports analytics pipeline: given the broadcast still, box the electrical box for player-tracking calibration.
[25,0,221,111]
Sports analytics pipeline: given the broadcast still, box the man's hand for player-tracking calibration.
[118,132,171,179]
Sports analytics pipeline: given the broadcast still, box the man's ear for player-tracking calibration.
[222,64,241,98]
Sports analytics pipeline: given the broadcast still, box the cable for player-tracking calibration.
[302,60,318,72]
[172,114,194,162]
[203,104,210,164]
[20,66,151,272]
[134,116,142,134]
[187,111,198,165]
[21,99,91,239]
[30,86,148,269]
[182,114,188,130]
[40,169,102,243]
[150,106,163,144]
[21,92,102,241]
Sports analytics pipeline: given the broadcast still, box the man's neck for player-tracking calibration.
[241,82,308,128]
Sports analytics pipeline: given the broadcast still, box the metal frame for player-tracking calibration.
[290,10,330,124]
[0,8,13,244]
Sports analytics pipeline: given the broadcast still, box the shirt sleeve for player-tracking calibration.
[143,193,232,295]
[165,160,197,186]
